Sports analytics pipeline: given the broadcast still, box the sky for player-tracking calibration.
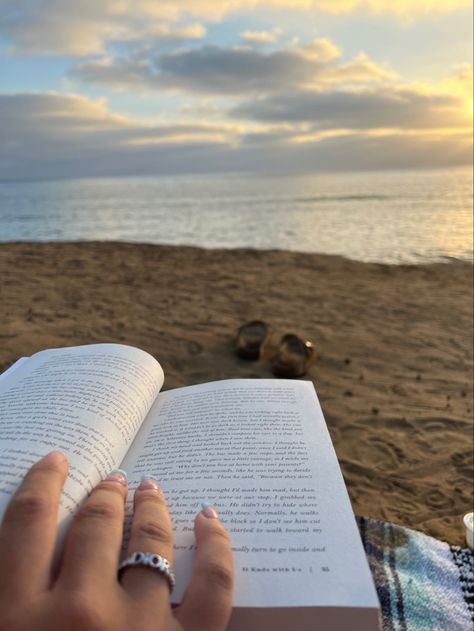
[0,0,472,180]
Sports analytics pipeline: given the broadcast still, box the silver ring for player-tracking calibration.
[118,552,175,592]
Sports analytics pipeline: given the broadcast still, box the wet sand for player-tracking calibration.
[0,242,472,545]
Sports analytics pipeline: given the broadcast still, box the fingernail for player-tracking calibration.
[41,451,66,464]
[138,475,161,492]
[200,501,219,519]
[105,469,128,486]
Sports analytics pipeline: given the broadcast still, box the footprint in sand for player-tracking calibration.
[424,489,454,510]
[422,420,452,432]
[383,417,414,432]
[391,495,420,517]
[421,417,468,432]
[451,450,473,471]
[368,438,405,469]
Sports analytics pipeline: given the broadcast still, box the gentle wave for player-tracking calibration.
[292,194,394,203]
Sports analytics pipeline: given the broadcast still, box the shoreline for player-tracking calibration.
[1,241,473,545]
[2,239,473,267]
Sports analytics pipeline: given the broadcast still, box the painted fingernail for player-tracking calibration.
[138,475,161,492]
[105,469,128,486]
[200,501,219,519]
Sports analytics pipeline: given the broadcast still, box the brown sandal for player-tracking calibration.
[271,334,314,378]
[235,320,271,360]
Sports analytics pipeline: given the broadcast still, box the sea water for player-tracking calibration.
[0,167,472,264]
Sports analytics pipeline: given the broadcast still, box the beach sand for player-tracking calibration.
[0,241,472,546]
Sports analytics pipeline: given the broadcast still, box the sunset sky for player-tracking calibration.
[0,0,472,179]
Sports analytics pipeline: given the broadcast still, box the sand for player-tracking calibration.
[0,241,472,546]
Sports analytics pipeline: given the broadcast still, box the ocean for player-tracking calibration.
[0,167,472,264]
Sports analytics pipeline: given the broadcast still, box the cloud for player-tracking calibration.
[71,40,392,95]
[0,0,470,56]
[320,53,397,83]
[0,92,471,180]
[240,28,282,44]
[72,45,324,94]
[274,129,473,172]
[231,85,472,130]
[157,45,330,94]
[296,38,341,63]
[0,92,239,179]
[0,92,128,132]
[70,56,154,91]
[124,23,207,45]
[441,65,474,102]
[0,2,207,56]
[273,0,471,15]
[0,92,238,140]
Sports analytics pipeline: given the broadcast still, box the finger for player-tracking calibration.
[176,504,233,631]
[0,451,68,598]
[58,469,128,590]
[120,476,173,607]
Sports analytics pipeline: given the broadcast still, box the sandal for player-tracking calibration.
[235,320,271,360]
[271,334,314,378]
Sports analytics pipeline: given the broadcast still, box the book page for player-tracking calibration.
[0,344,164,531]
[121,379,379,612]
[0,358,29,382]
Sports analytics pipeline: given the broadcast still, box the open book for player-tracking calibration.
[0,344,380,630]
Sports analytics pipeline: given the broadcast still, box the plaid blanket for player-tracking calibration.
[358,517,474,631]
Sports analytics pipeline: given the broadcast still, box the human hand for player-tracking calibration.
[0,452,233,631]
